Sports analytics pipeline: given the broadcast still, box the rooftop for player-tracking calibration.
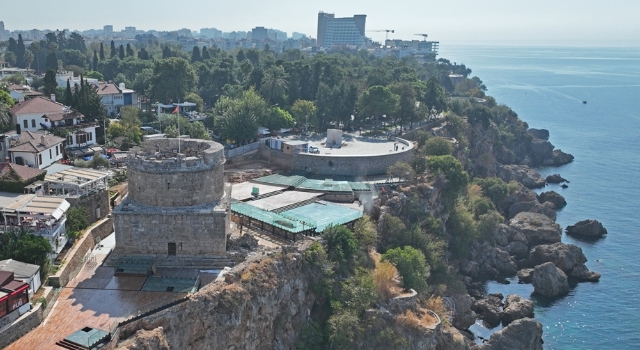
[0,162,45,182]
[7,130,65,153]
[9,96,68,115]
[0,259,40,280]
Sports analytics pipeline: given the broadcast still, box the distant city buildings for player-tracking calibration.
[103,25,113,36]
[317,12,367,48]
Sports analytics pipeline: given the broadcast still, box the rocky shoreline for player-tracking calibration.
[454,127,606,347]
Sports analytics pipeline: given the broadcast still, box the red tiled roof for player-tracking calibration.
[95,82,121,95]
[7,131,65,153]
[43,110,84,122]
[9,97,68,115]
[0,162,45,182]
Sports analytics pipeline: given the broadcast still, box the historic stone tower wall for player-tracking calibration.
[113,138,228,257]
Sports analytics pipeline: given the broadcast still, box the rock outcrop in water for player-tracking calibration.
[566,219,608,238]
[509,212,562,246]
[482,318,543,350]
[537,191,566,209]
[528,242,600,281]
[502,294,534,326]
[532,262,570,297]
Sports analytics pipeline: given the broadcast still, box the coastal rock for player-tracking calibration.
[529,243,601,282]
[117,327,170,350]
[529,139,555,165]
[502,294,534,326]
[501,183,537,212]
[569,264,601,282]
[509,212,562,247]
[566,219,608,238]
[545,174,567,184]
[460,260,479,279]
[483,318,543,350]
[528,242,587,273]
[537,191,566,209]
[473,293,504,327]
[451,294,477,330]
[508,200,557,221]
[528,128,549,140]
[506,241,529,258]
[532,262,569,297]
[543,149,574,166]
[493,224,511,247]
[469,244,518,278]
[496,165,546,189]
[517,268,534,283]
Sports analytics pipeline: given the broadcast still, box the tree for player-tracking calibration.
[322,225,358,275]
[85,70,104,81]
[149,57,197,103]
[261,107,294,133]
[162,46,172,59]
[213,89,265,145]
[67,32,87,52]
[427,155,468,205]
[358,86,398,125]
[118,45,125,60]
[353,215,377,248]
[126,43,134,57]
[64,79,73,107]
[16,34,26,68]
[0,103,13,134]
[0,228,52,277]
[423,137,454,156]
[191,46,201,63]
[184,92,204,112]
[236,49,246,62]
[290,99,317,128]
[382,246,429,292]
[386,162,416,182]
[110,40,116,58]
[0,91,15,107]
[389,82,418,128]
[423,77,447,120]
[99,42,105,60]
[66,205,88,235]
[45,52,58,71]
[3,51,16,67]
[92,50,98,71]
[201,46,210,60]
[43,68,58,96]
[260,65,288,104]
[60,49,86,67]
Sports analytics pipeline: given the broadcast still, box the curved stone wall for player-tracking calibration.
[127,139,225,207]
[292,138,414,176]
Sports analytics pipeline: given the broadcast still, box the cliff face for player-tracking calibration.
[116,246,316,350]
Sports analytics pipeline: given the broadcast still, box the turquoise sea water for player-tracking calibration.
[438,45,640,349]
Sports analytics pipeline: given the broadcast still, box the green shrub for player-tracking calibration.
[422,137,454,156]
[382,246,429,293]
[322,226,358,275]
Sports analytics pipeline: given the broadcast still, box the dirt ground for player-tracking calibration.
[224,152,283,184]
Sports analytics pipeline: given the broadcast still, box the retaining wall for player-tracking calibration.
[259,139,415,176]
[0,303,43,349]
[66,189,111,224]
[48,218,114,288]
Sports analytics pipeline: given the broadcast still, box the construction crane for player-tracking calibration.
[368,29,395,41]
[414,33,429,41]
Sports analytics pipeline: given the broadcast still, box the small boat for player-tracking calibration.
[582,100,587,104]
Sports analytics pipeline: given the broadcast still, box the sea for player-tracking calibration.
[438,44,640,349]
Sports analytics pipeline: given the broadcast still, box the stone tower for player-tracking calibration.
[113,138,228,257]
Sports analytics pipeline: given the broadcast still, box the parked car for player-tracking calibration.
[308,146,320,154]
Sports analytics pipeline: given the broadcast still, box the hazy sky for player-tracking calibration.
[4,0,639,45]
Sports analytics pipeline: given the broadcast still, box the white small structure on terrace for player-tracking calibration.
[0,194,70,257]
[44,167,110,197]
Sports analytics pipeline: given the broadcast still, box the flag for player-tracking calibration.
[172,105,179,114]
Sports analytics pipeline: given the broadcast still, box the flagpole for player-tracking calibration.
[178,100,181,154]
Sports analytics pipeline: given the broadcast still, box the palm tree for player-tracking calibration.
[0,103,13,134]
[260,66,288,104]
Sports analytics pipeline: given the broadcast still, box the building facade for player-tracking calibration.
[317,12,367,48]
[96,82,137,117]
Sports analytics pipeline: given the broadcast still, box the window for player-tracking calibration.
[67,135,73,145]
[88,132,93,141]
[77,133,87,145]
[49,149,52,158]
[56,145,59,155]
[38,154,42,165]
[23,120,28,128]
[168,242,176,256]
[31,119,36,128]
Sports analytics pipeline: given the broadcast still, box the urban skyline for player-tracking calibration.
[2,0,639,46]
